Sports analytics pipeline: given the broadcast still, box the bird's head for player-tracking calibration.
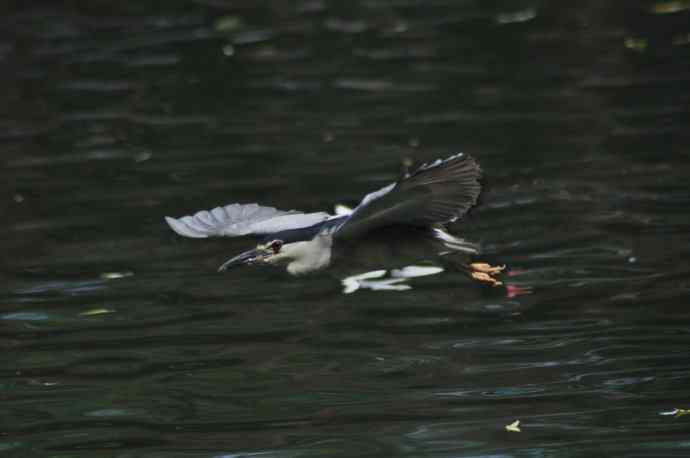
[217,231,333,275]
[217,239,287,272]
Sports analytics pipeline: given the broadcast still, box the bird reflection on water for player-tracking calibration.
[341,265,445,294]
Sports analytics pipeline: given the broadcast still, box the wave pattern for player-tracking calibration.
[1,1,690,457]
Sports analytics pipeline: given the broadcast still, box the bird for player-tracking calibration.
[165,153,504,285]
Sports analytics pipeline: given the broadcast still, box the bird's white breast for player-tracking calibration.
[284,234,333,275]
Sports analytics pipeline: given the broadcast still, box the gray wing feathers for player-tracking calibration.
[406,152,482,224]
[335,153,481,239]
[166,203,330,238]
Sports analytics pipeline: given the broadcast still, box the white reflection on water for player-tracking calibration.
[335,202,448,293]
[341,265,444,294]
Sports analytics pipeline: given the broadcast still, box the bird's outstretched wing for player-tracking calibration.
[165,203,331,238]
[334,153,481,239]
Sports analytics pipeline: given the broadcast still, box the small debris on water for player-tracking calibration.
[134,151,152,162]
[215,16,243,32]
[660,408,690,417]
[99,271,134,280]
[505,419,521,432]
[80,308,114,316]
[222,44,235,57]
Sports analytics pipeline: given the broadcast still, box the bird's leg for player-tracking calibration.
[469,271,502,286]
[437,255,506,287]
[469,263,506,275]
[466,262,506,287]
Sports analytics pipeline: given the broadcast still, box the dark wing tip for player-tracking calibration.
[413,153,482,182]
[404,152,483,224]
[330,152,485,239]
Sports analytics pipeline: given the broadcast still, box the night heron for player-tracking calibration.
[165,153,504,285]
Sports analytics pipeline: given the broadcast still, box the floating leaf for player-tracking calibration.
[505,420,521,432]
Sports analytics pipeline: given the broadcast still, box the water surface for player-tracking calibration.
[2,1,690,457]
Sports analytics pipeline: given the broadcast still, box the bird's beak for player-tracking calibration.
[218,248,262,272]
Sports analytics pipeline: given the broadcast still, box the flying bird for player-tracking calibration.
[165,153,503,285]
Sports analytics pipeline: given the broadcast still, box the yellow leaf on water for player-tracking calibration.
[505,420,521,432]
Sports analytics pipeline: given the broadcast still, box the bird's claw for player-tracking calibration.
[470,271,503,287]
[468,262,506,287]
[469,263,506,274]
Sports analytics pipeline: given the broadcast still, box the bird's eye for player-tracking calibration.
[270,240,283,254]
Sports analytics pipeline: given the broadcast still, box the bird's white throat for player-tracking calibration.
[273,234,333,275]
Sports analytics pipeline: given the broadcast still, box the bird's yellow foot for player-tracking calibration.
[470,271,503,287]
[469,263,506,275]
[468,262,506,287]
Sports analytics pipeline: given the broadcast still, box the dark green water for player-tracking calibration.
[2,1,690,457]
